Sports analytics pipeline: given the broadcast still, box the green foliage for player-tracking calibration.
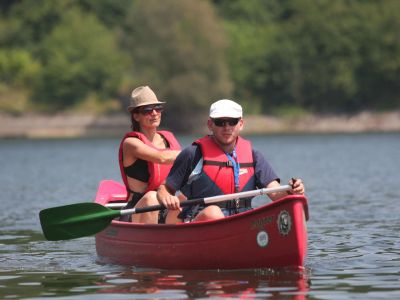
[0,49,40,86]
[120,0,232,130]
[0,48,40,113]
[75,0,132,28]
[0,0,399,122]
[271,104,309,119]
[352,0,400,110]
[2,0,67,50]
[214,0,277,113]
[216,0,400,113]
[32,8,127,111]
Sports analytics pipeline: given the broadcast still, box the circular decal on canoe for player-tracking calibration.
[277,210,292,235]
[256,231,269,248]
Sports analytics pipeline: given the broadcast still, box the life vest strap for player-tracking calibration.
[203,160,254,167]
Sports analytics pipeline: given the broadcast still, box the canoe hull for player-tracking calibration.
[95,180,309,270]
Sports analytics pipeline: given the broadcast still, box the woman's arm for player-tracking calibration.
[123,137,180,165]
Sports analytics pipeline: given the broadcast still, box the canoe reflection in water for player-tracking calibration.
[95,268,310,299]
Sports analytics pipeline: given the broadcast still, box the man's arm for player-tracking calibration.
[267,178,305,201]
[157,145,199,210]
[252,149,305,201]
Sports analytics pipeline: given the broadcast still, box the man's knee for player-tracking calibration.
[197,205,224,221]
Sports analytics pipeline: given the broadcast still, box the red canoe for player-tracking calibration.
[95,180,309,270]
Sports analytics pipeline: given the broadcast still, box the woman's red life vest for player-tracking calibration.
[194,135,255,195]
[118,131,181,199]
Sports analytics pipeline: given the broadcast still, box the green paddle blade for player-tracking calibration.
[39,202,121,241]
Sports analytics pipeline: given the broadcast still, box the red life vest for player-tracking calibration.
[118,131,181,199]
[194,135,255,195]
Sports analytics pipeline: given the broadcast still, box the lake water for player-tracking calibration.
[1,133,399,299]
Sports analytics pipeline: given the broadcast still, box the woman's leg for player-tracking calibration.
[131,191,159,224]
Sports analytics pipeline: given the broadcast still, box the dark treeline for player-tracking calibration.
[1,0,399,131]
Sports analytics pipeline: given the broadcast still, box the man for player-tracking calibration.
[157,99,305,223]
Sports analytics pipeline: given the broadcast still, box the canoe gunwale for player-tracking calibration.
[105,195,308,230]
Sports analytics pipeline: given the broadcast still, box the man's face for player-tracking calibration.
[207,117,244,147]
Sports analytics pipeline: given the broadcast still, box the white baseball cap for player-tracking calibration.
[209,99,243,118]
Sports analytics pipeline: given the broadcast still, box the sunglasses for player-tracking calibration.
[138,104,164,115]
[212,118,240,127]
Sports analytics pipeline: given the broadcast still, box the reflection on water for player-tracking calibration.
[1,134,400,299]
[0,271,104,299]
[0,227,310,299]
[0,267,310,299]
[95,268,310,299]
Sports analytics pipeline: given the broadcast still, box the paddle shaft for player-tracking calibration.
[40,184,291,241]
[120,184,291,216]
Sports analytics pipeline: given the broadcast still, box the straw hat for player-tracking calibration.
[127,86,165,112]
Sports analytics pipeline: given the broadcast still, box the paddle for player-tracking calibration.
[39,185,291,241]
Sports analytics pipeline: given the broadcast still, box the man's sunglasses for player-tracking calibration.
[212,118,240,127]
[138,104,164,115]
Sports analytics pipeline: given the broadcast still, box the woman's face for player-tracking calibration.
[133,104,164,129]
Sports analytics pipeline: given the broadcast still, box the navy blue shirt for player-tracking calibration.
[166,144,280,193]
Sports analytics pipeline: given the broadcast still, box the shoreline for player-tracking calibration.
[1,111,400,139]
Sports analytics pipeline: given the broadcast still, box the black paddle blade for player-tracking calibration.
[39,202,120,241]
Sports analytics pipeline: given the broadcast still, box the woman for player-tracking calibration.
[119,86,181,224]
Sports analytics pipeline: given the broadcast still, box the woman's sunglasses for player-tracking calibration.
[138,104,164,115]
[212,118,240,127]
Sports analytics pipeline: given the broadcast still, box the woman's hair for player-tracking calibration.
[130,110,141,132]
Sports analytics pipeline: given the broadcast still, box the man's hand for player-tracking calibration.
[157,184,181,210]
[267,178,305,201]
[289,178,305,195]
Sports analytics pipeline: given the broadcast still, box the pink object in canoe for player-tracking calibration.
[95,180,309,270]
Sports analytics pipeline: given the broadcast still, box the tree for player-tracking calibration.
[32,8,127,111]
[1,0,67,52]
[213,0,280,113]
[215,0,400,113]
[353,0,400,110]
[0,49,40,86]
[120,0,232,131]
[76,0,132,28]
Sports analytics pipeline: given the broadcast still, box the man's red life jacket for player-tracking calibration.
[118,131,181,199]
[193,135,255,196]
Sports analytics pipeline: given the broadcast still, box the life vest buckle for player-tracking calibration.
[225,161,233,167]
